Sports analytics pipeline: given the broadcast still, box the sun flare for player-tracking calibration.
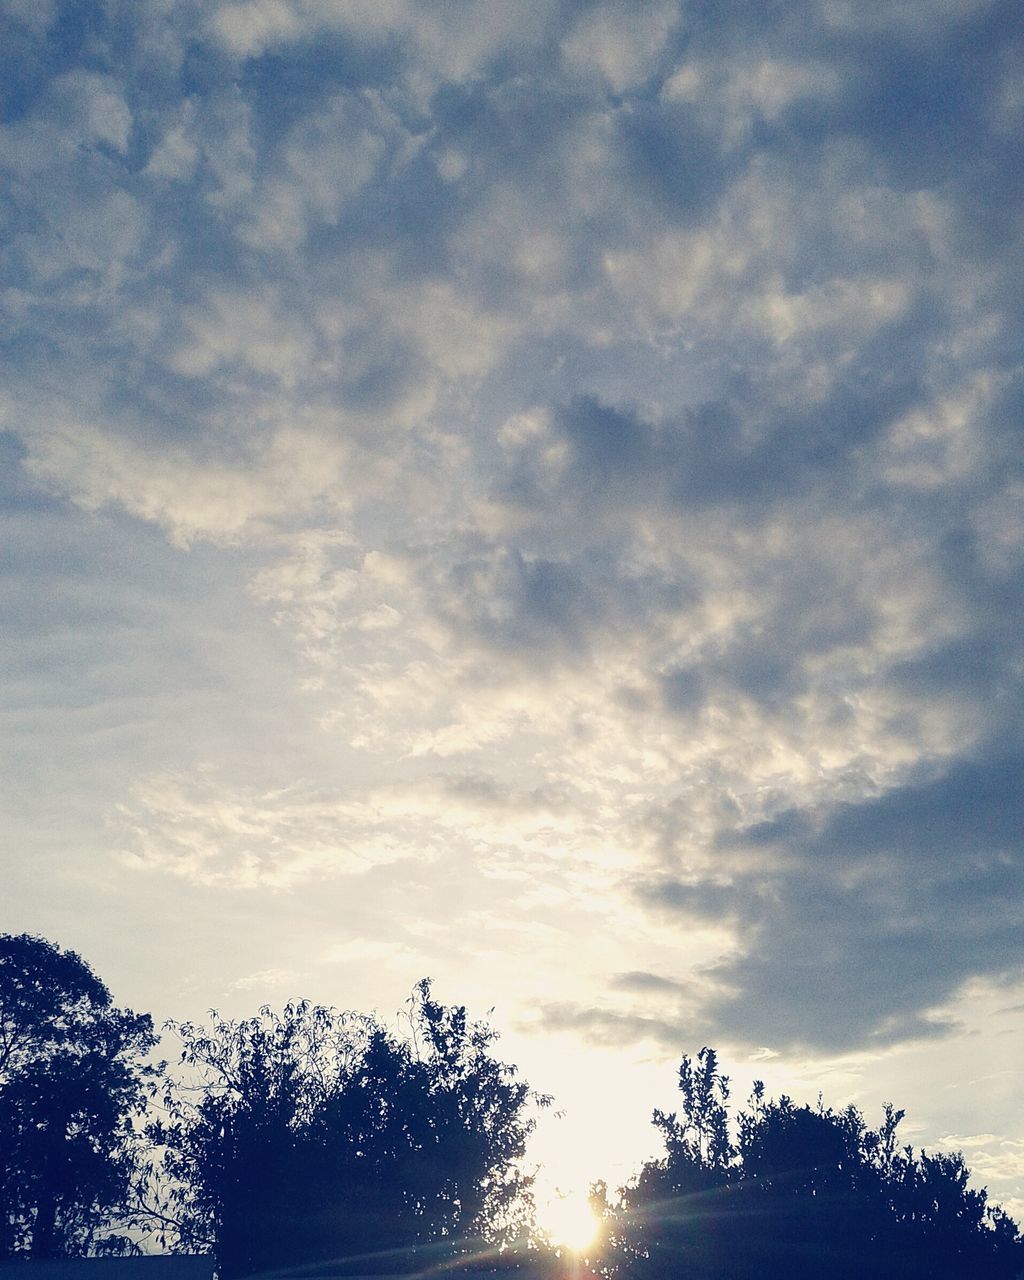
[539,1191,600,1253]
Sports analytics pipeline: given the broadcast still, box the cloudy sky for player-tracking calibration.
[2,0,1023,1220]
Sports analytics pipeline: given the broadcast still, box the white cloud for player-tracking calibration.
[145,100,200,180]
[236,93,392,251]
[208,0,303,56]
[562,0,678,92]
[742,275,910,346]
[880,371,1003,490]
[117,771,418,888]
[662,55,844,146]
[170,287,315,385]
[206,0,559,87]
[52,71,133,153]
[22,418,351,546]
[229,966,300,991]
[115,764,628,897]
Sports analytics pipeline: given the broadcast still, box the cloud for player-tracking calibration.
[205,0,561,86]
[22,418,352,547]
[634,746,1024,1051]
[3,0,1024,1214]
[562,1,679,93]
[610,971,692,996]
[533,1003,691,1051]
[229,966,300,991]
[1,0,58,36]
[115,765,591,889]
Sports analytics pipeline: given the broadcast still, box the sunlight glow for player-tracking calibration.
[538,1191,600,1253]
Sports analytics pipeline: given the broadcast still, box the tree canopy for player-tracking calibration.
[2,934,1021,1279]
[0,933,158,1259]
[604,1046,1024,1280]
[149,980,546,1277]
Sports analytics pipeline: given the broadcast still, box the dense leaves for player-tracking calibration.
[605,1049,1024,1280]
[148,981,546,1276]
[3,935,1022,1278]
[0,934,158,1259]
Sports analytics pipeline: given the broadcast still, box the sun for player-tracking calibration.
[539,1190,601,1253]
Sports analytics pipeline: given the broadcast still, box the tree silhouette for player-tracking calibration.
[606,1049,1024,1280]
[653,1046,733,1173]
[5,938,1021,1280]
[0,933,158,1259]
[150,981,546,1277]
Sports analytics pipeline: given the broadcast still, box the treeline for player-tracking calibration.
[2,934,1021,1280]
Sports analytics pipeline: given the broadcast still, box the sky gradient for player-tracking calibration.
[2,0,1023,1221]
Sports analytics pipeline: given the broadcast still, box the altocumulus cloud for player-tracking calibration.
[2,0,1023,1092]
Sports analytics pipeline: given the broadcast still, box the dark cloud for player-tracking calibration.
[610,970,693,996]
[535,970,711,1053]
[500,373,925,530]
[636,876,766,926]
[441,549,605,661]
[532,1003,690,1051]
[432,538,704,672]
[788,752,1024,867]
[658,666,706,717]
[636,748,1024,1050]
[437,772,570,817]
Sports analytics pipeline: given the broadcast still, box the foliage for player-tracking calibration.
[605,1048,1024,1280]
[4,934,1021,1280]
[652,1046,733,1173]
[0,933,159,1259]
[148,980,546,1277]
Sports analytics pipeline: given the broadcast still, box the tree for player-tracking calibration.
[653,1046,733,1173]
[150,980,546,1277]
[0,933,158,1258]
[605,1049,1024,1280]
[609,1048,735,1280]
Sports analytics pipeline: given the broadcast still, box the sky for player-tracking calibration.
[2,0,1023,1226]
